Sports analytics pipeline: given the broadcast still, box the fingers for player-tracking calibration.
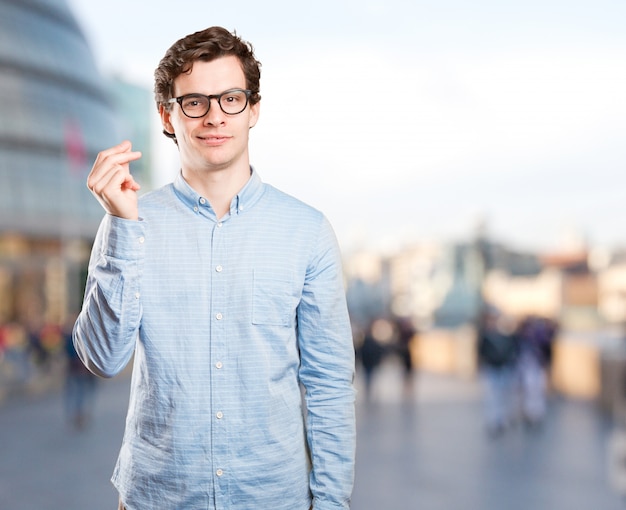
[87,141,143,219]
[87,141,142,190]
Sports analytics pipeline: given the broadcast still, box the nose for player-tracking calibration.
[203,97,225,125]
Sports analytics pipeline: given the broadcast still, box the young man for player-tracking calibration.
[73,26,356,510]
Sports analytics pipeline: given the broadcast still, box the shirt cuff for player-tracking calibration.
[101,214,146,260]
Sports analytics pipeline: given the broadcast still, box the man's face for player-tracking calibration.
[161,55,260,174]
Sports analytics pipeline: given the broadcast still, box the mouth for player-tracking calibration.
[198,134,230,146]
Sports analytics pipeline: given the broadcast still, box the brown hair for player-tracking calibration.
[154,26,261,141]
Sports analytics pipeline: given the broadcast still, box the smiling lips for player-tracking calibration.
[199,134,230,146]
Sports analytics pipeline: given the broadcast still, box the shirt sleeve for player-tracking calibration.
[73,214,145,378]
[297,216,356,510]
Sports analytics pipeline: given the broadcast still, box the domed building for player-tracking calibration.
[0,0,124,342]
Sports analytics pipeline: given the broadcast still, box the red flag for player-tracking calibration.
[64,117,88,177]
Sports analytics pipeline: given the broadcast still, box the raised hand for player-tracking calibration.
[87,140,143,220]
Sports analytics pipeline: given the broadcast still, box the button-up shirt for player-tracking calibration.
[73,170,356,510]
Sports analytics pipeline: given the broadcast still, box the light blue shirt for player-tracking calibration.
[73,170,356,510]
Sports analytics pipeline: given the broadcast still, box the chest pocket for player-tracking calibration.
[252,270,300,326]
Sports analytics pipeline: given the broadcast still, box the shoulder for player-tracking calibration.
[256,184,341,259]
[261,184,325,225]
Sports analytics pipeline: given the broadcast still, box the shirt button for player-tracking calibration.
[216,469,223,477]
[217,222,223,228]
[215,265,223,273]
[200,197,206,204]
[193,206,199,212]
[135,292,140,299]
[215,361,223,369]
[216,411,223,419]
[216,313,223,320]
[138,236,145,244]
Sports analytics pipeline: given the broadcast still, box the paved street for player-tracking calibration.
[0,361,624,509]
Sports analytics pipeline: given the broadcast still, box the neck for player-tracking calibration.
[182,164,250,219]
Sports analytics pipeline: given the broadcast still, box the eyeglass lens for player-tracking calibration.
[179,90,249,117]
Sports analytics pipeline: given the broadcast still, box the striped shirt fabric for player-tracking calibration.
[73,169,356,510]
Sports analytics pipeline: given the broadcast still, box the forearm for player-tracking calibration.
[299,220,356,509]
[305,370,356,510]
[73,214,144,378]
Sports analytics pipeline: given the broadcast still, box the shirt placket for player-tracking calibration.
[210,218,229,508]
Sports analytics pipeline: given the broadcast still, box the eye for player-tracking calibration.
[182,95,206,109]
[224,92,244,104]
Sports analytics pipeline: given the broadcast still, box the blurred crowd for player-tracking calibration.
[353,316,418,402]
[0,320,65,385]
[0,317,97,429]
[476,306,558,437]
[353,307,559,439]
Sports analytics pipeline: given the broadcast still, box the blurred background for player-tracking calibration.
[1,0,626,508]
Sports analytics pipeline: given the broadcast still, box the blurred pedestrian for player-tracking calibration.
[73,26,355,510]
[357,320,386,401]
[477,307,519,437]
[515,316,556,428]
[1,322,32,383]
[394,316,417,398]
[26,320,49,370]
[63,316,97,430]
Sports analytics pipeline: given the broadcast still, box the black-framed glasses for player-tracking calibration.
[167,88,252,118]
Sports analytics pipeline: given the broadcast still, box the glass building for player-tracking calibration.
[0,0,124,339]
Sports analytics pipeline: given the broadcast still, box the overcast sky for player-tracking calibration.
[67,0,626,254]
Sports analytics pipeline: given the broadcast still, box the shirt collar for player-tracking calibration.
[172,166,265,219]
[229,166,264,216]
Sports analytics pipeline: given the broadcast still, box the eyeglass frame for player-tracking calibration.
[166,88,253,118]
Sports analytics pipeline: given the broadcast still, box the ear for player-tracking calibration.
[159,104,175,135]
[249,101,260,129]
